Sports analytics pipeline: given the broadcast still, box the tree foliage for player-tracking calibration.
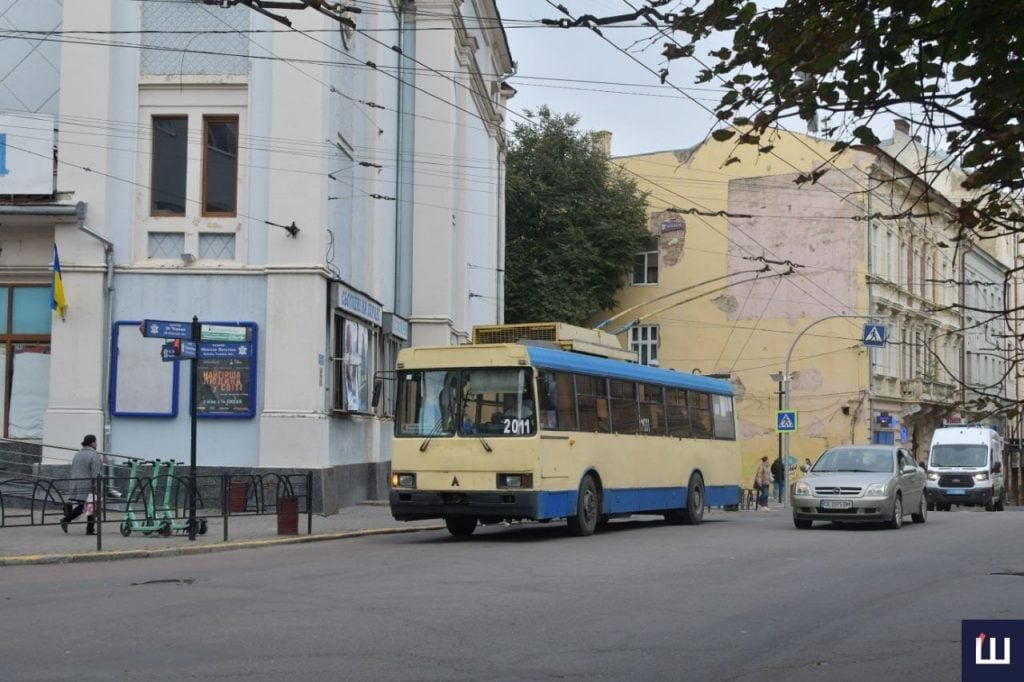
[504,107,650,326]
[663,0,1024,238]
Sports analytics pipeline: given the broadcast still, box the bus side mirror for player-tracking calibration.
[371,378,383,408]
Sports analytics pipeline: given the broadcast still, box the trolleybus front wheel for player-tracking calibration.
[567,475,600,537]
[444,516,477,538]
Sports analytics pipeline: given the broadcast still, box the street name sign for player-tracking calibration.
[198,342,252,359]
[201,324,248,342]
[141,319,193,340]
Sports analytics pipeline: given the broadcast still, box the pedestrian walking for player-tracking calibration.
[754,456,773,511]
[60,435,103,535]
[771,456,785,503]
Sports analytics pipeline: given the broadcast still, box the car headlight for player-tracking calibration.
[794,481,812,496]
[926,470,939,481]
[864,483,886,497]
[974,472,989,482]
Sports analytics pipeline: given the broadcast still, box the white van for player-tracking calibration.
[925,426,1006,511]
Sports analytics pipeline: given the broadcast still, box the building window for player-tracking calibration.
[632,251,658,285]
[151,116,188,215]
[630,325,659,366]
[199,233,236,260]
[202,116,239,215]
[147,232,185,259]
[0,286,51,439]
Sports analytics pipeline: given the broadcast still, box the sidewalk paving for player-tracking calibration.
[0,502,444,566]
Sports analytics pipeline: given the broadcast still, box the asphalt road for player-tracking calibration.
[1,508,1021,681]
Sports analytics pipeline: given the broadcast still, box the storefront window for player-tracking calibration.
[1,286,51,438]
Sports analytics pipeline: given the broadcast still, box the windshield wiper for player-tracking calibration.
[419,417,448,452]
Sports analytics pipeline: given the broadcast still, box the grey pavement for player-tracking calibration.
[0,502,444,566]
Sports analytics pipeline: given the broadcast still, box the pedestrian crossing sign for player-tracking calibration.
[862,324,887,348]
[776,410,798,433]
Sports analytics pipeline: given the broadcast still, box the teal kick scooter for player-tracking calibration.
[119,459,172,537]
[153,459,207,536]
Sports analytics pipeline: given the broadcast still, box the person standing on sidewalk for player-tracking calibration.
[60,435,103,535]
[754,456,773,511]
[771,455,785,503]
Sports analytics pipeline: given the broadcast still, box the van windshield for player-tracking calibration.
[931,444,988,468]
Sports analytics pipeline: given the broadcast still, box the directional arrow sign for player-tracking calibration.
[161,340,197,361]
[141,319,193,340]
[776,410,798,433]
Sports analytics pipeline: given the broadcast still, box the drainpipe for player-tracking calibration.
[394,0,412,319]
[74,202,116,447]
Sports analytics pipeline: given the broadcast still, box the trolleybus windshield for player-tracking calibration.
[396,368,536,438]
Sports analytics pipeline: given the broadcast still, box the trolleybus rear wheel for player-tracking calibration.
[681,473,705,525]
[444,516,477,538]
[567,475,600,537]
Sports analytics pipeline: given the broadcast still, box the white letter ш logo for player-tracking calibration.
[975,632,1011,665]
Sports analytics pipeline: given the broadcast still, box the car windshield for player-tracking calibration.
[812,448,894,473]
[930,444,988,468]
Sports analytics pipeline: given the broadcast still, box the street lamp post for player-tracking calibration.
[782,314,876,509]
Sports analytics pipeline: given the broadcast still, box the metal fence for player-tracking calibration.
[0,468,314,551]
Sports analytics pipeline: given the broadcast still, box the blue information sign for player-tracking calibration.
[198,342,252,359]
[141,319,193,340]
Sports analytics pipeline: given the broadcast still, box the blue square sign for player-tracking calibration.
[863,324,887,347]
[776,410,798,433]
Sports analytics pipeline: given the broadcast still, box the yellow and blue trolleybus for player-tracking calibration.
[390,334,740,537]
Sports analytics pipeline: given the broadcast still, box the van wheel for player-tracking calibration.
[887,494,903,529]
[926,501,935,512]
[567,475,600,537]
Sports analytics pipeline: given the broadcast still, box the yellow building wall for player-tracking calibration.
[605,130,876,487]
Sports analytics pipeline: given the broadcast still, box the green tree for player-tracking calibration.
[505,107,650,326]
[657,0,1023,237]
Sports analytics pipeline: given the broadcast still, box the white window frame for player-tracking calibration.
[631,251,658,286]
[629,325,659,366]
[137,85,248,264]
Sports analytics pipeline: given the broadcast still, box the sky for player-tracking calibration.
[496,0,736,158]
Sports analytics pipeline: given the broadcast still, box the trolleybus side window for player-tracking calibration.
[537,370,577,430]
[689,391,714,439]
[638,383,665,435]
[665,387,691,438]
[711,394,736,440]
[610,379,640,435]
[576,374,610,433]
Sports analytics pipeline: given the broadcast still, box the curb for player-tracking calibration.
[0,524,446,567]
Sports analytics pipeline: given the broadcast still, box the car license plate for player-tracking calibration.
[946,489,966,495]
[820,499,852,510]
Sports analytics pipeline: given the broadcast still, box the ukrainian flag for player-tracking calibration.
[51,244,67,319]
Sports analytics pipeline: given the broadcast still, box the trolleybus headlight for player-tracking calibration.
[392,473,416,488]
[496,473,533,489]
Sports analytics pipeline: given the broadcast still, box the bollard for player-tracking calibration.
[229,479,248,513]
[277,496,299,535]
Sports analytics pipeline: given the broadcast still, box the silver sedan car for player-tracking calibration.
[792,445,927,529]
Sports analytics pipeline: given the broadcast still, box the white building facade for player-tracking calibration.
[0,0,514,510]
